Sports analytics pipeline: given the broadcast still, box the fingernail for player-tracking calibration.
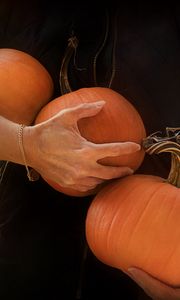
[126,168,134,175]
[95,100,106,106]
[134,144,141,151]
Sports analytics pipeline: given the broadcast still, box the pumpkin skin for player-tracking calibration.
[85,173,180,287]
[0,48,54,124]
[35,87,146,196]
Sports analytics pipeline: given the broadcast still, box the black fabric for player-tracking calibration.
[68,2,180,180]
[0,1,180,299]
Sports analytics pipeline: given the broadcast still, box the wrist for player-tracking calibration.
[18,124,40,181]
[21,124,37,166]
[0,116,39,181]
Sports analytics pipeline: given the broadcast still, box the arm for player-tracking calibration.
[0,101,140,192]
[0,116,23,164]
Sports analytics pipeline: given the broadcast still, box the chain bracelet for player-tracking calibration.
[18,124,39,181]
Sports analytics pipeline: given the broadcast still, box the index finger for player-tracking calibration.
[58,100,106,125]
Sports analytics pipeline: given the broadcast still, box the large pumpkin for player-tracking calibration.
[35,87,146,196]
[85,130,180,287]
[0,48,54,124]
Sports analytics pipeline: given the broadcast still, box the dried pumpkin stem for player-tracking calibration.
[59,35,79,95]
[142,127,180,187]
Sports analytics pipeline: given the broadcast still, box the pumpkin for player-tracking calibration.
[0,48,54,124]
[85,128,180,287]
[35,86,146,196]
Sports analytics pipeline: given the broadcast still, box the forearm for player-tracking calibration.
[0,115,22,164]
[0,101,141,194]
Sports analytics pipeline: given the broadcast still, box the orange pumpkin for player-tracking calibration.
[0,48,54,124]
[35,87,146,196]
[85,130,180,287]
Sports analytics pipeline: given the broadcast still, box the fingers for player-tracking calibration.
[91,141,141,159]
[128,268,180,300]
[59,166,132,192]
[91,164,134,180]
[60,176,104,192]
[64,183,98,193]
[58,100,106,125]
[79,177,104,186]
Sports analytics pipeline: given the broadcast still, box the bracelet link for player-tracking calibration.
[18,124,39,181]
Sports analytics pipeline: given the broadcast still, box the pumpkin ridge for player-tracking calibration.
[105,179,144,256]
[105,183,137,256]
[127,181,166,245]
[110,178,165,269]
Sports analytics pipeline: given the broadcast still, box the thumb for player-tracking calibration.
[128,267,180,300]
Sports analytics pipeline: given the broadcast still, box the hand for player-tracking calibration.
[128,267,180,300]
[23,101,140,192]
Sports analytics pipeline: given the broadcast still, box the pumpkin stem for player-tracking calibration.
[142,127,180,187]
[59,35,79,95]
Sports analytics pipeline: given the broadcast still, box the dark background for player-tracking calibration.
[0,1,180,299]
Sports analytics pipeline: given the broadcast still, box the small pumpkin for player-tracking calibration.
[35,87,146,196]
[85,128,180,287]
[0,48,54,124]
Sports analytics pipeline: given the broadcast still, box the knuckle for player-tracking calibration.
[78,145,93,158]
[63,172,76,185]
[63,177,73,186]
[78,169,87,178]
[80,102,91,109]
[70,166,90,182]
[112,144,130,155]
[82,143,92,152]
[73,163,87,178]
[88,184,98,190]
[78,186,89,192]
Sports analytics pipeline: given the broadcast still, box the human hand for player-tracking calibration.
[128,267,180,300]
[23,101,140,192]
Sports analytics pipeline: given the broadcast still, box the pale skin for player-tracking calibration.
[0,100,140,192]
[128,268,180,300]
